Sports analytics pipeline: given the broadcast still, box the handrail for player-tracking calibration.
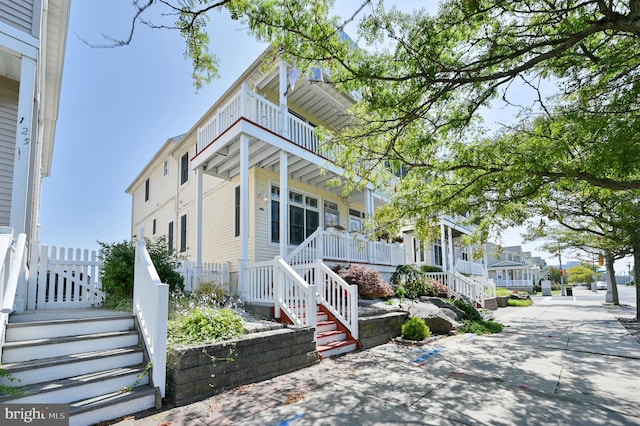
[1,233,27,314]
[291,261,358,339]
[274,257,317,338]
[133,239,169,398]
[287,227,322,265]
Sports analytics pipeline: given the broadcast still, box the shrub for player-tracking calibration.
[420,265,443,273]
[401,317,431,341]
[460,319,504,335]
[452,298,482,322]
[99,236,184,306]
[336,264,395,299]
[168,307,245,347]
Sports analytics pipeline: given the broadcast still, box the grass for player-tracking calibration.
[507,298,533,307]
[495,288,513,297]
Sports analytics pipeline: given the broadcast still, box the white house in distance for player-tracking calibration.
[485,242,546,289]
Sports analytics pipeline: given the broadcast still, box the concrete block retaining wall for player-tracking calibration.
[358,312,409,349]
[167,326,319,406]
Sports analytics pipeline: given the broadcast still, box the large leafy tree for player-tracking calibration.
[114,1,640,315]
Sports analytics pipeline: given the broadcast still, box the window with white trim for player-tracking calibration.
[270,185,319,245]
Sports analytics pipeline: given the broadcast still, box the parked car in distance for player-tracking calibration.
[596,281,607,290]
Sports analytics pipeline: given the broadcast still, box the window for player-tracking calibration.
[349,208,364,232]
[163,159,168,176]
[234,186,240,237]
[434,240,443,266]
[270,185,318,245]
[180,152,189,185]
[180,214,187,252]
[168,221,174,252]
[144,179,150,202]
[152,219,156,235]
[413,238,426,263]
[324,201,339,227]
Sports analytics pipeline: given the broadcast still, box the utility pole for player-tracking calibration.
[558,243,565,296]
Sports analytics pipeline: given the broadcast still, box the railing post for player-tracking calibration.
[274,256,282,319]
[316,227,324,261]
[27,240,39,310]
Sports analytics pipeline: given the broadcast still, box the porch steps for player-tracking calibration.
[0,313,158,426]
[315,305,358,359]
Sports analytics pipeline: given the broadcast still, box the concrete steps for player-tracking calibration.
[1,313,158,426]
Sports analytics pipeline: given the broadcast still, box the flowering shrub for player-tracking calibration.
[336,264,395,299]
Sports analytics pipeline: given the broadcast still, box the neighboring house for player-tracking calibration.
[486,242,546,289]
[0,0,69,244]
[126,48,487,294]
[127,47,495,358]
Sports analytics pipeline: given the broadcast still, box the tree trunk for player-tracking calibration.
[605,253,619,305]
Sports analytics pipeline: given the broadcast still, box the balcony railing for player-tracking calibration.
[197,84,320,156]
[495,279,532,288]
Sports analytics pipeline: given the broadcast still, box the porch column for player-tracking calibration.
[195,166,204,285]
[10,56,36,234]
[365,188,375,263]
[448,226,455,271]
[238,135,250,298]
[279,61,289,138]
[440,223,447,273]
[279,150,288,258]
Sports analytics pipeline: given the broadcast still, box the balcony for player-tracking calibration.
[197,84,321,157]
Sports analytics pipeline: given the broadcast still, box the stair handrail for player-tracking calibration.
[133,237,169,398]
[452,271,486,308]
[314,261,358,340]
[0,229,27,359]
[274,257,317,339]
[286,227,322,265]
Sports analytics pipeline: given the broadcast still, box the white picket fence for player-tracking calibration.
[178,260,230,292]
[27,243,104,310]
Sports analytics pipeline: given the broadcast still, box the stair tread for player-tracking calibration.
[0,364,149,400]
[1,346,143,372]
[6,314,134,328]
[317,330,345,338]
[69,385,156,415]
[2,330,139,349]
[317,339,358,351]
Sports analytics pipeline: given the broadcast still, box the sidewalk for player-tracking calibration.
[110,292,640,425]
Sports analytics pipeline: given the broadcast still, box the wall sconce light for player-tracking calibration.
[257,191,269,204]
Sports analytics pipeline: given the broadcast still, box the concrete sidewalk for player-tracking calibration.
[111,292,640,425]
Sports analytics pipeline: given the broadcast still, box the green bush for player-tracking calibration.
[452,298,482,322]
[420,265,443,273]
[168,307,245,347]
[99,236,184,307]
[460,319,504,334]
[401,317,432,341]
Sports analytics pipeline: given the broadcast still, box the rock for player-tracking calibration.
[407,302,461,335]
[510,293,531,300]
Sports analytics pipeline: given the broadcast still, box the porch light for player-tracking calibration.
[258,191,269,203]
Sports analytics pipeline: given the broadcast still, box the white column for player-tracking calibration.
[448,226,454,271]
[238,135,250,297]
[195,167,204,285]
[10,57,36,234]
[279,61,289,138]
[440,223,447,273]
[279,150,288,258]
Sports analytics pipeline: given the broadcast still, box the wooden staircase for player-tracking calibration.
[315,304,359,359]
[0,312,158,426]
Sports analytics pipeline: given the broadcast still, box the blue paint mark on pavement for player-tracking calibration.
[278,413,306,426]
[413,347,445,363]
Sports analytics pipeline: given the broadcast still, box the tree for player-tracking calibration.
[99,236,184,305]
[111,1,640,314]
[567,265,597,286]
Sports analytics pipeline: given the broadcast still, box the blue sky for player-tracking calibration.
[39,1,626,271]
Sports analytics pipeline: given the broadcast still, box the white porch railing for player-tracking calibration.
[28,243,104,309]
[495,279,532,288]
[422,271,495,308]
[292,260,358,339]
[133,239,169,398]
[453,259,485,276]
[288,228,406,266]
[0,229,27,358]
[197,84,319,156]
[178,260,230,292]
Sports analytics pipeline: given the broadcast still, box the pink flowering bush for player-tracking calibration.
[335,264,395,299]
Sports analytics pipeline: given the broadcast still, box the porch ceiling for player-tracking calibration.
[201,131,347,197]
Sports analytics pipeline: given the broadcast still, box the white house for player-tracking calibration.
[0,0,68,242]
[486,242,546,289]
